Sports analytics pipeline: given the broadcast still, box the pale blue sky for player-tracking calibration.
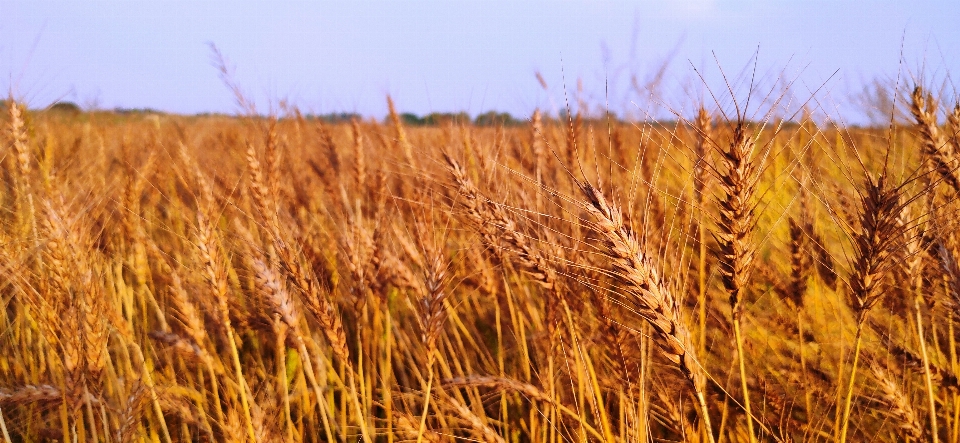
[1,1,958,122]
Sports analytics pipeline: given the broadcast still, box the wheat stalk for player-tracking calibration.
[870,363,925,441]
[785,215,814,421]
[713,121,762,443]
[838,172,905,443]
[576,181,714,442]
[443,376,608,441]
[911,86,960,194]
[898,203,940,443]
[195,206,258,443]
[947,102,960,155]
[694,107,713,358]
[387,95,415,168]
[414,249,448,443]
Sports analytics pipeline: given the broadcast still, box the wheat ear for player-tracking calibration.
[576,181,715,443]
[947,102,960,155]
[195,209,258,443]
[786,216,814,421]
[713,122,762,443]
[694,107,713,358]
[900,205,939,442]
[387,95,415,167]
[911,86,960,194]
[414,250,449,443]
[838,173,904,443]
[249,256,337,443]
[445,154,621,442]
[870,363,925,441]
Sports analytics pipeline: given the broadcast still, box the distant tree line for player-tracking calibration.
[400,111,525,127]
[27,103,776,129]
[303,111,525,127]
[396,111,525,127]
[306,112,364,123]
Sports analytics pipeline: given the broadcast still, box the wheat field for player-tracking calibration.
[1,83,959,443]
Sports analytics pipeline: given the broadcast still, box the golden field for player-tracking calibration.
[0,86,959,443]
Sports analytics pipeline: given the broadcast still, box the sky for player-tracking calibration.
[1,1,959,123]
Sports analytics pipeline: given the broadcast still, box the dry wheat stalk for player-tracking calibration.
[441,395,506,443]
[575,181,714,441]
[807,228,838,289]
[442,375,607,441]
[286,259,350,362]
[396,411,443,443]
[168,272,211,356]
[387,95,415,167]
[713,121,763,442]
[417,251,449,359]
[352,118,366,194]
[532,109,546,212]
[650,383,700,443]
[167,270,225,426]
[113,384,148,443]
[236,225,342,441]
[240,157,364,441]
[250,389,283,443]
[847,175,903,321]
[445,154,557,290]
[693,108,713,204]
[947,102,960,155]
[785,217,810,310]
[7,101,31,195]
[933,236,960,316]
[0,385,63,406]
[246,143,277,225]
[242,147,351,363]
[319,121,341,175]
[898,201,941,442]
[263,120,281,200]
[40,202,108,403]
[891,344,960,393]
[148,331,207,363]
[444,154,625,440]
[838,172,907,443]
[786,212,814,422]
[870,364,924,441]
[715,123,760,316]
[911,86,960,193]
[445,153,630,425]
[694,107,713,357]
[195,203,258,443]
[252,258,300,330]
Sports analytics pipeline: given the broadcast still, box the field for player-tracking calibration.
[1,85,959,443]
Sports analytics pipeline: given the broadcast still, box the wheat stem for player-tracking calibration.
[915,293,940,443]
[798,309,812,422]
[561,298,616,443]
[699,227,708,357]
[292,335,336,443]
[696,389,716,443]
[838,324,864,443]
[339,359,370,441]
[733,316,756,443]
[275,319,295,443]
[416,358,435,443]
[384,307,395,443]
[951,308,960,443]
[224,325,257,443]
[132,345,173,443]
